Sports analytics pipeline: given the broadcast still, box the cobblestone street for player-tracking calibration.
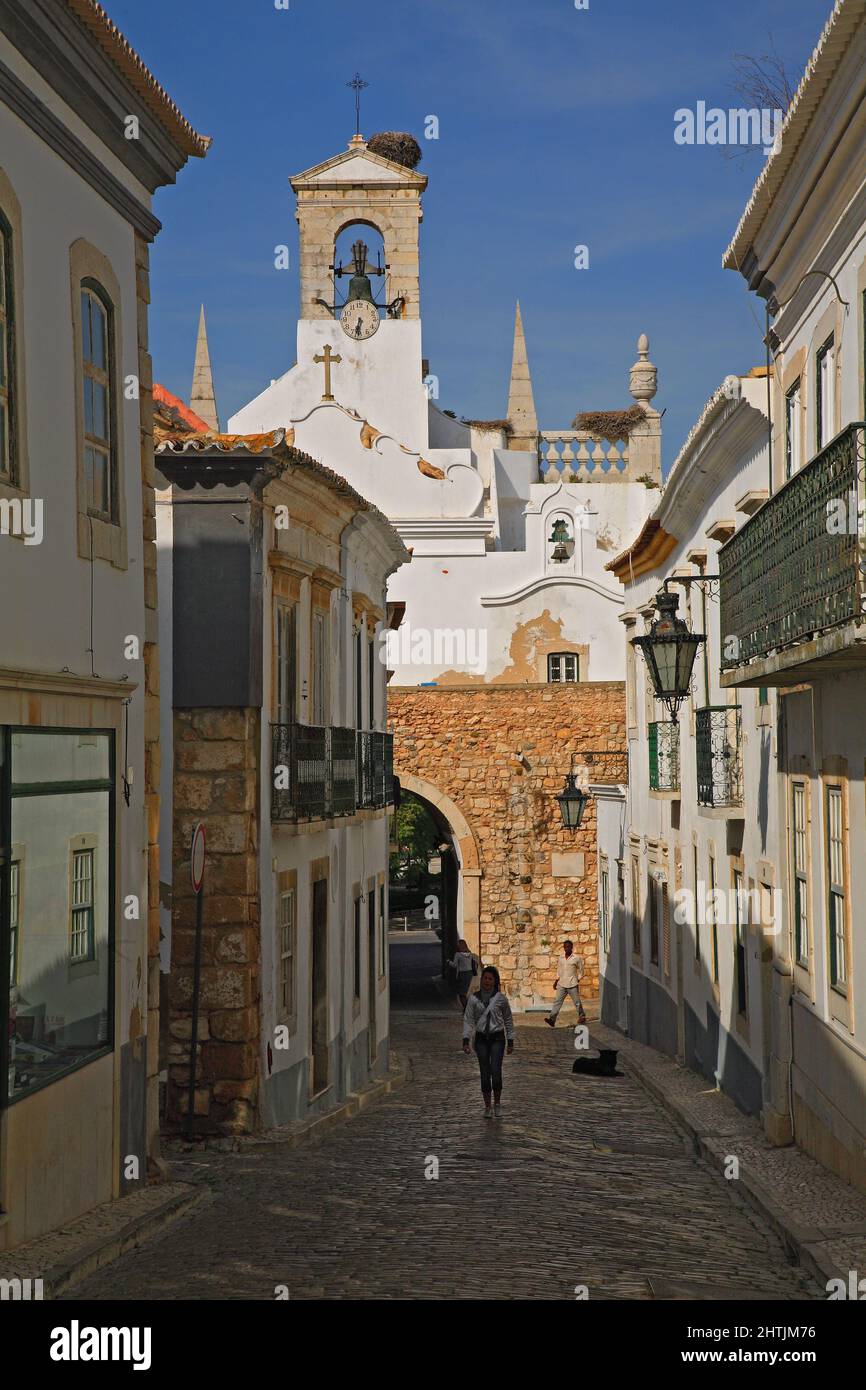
[66,940,819,1302]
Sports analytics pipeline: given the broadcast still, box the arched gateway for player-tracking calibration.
[397,772,482,957]
[389,684,627,1009]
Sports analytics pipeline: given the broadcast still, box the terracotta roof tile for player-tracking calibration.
[63,0,211,158]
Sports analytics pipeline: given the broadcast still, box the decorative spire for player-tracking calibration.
[506,301,538,451]
[190,305,219,431]
[629,332,658,405]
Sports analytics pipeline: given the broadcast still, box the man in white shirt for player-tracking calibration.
[545,940,586,1027]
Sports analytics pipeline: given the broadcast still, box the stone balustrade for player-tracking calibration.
[539,431,631,483]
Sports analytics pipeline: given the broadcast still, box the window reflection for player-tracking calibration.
[5,730,113,1102]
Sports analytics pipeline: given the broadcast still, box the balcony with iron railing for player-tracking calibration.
[720,423,866,686]
[695,707,743,812]
[648,720,680,795]
[271,725,394,822]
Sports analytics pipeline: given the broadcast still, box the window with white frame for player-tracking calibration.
[354,628,363,729]
[826,786,847,991]
[816,335,835,450]
[276,604,297,723]
[709,853,719,983]
[0,212,16,483]
[80,282,115,521]
[70,847,95,962]
[693,843,701,962]
[630,856,641,955]
[785,379,801,478]
[278,888,295,1021]
[599,861,610,951]
[311,610,328,726]
[548,652,579,684]
[378,882,386,976]
[792,782,809,968]
[733,869,748,1017]
[648,872,659,965]
[353,894,362,999]
[9,857,20,987]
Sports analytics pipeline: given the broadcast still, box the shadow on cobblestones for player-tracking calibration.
[67,1005,821,1301]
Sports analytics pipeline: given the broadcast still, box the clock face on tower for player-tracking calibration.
[340,299,380,341]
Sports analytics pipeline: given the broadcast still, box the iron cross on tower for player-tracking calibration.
[346,72,368,137]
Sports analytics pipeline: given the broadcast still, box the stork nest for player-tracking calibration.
[367,132,422,169]
[571,405,646,442]
[462,418,512,433]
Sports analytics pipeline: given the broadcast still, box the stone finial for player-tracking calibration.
[506,301,539,451]
[629,332,657,404]
[190,305,219,431]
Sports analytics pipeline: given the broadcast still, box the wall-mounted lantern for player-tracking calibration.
[632,587,705,721]
[556,773,589,830]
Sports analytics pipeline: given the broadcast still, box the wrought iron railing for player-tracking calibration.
[356,730,373,809]
[271,726,394,821]
[648,720,679,792]
[331,726,357,816]
[695,707,742,809]
[720,423,866,668]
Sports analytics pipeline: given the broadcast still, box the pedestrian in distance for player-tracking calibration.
[449,937,479,1009]
[462,965,514,1119]
[545,939,587,1027]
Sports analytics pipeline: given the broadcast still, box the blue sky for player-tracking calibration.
[107,0,831,471]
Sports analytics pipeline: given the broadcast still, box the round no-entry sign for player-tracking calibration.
[190,821,206,893]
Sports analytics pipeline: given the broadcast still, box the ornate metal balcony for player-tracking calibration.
[720,423,866,680]
[271,725,393,821]
[648,720,679,793]
[330,726,357,816]
[695,707,743,809]
[356,730,373,809]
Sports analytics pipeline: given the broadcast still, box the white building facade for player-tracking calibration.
[599,373,778,1123]
[156,432,407,1132]
[719,0,866,1186]
[0,2,207,1248]
[598,0,866,1194]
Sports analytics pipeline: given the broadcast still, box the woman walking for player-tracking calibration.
[462,965,514,1119]
[449,938,479,1009]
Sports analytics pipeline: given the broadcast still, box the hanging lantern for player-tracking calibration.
[556,774,590,830]
[632,588,704,721]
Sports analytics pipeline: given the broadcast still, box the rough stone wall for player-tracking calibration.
[389,683,626,1005]
[296,183,423,320]
[167,710,261,1136]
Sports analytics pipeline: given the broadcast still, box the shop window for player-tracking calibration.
[3,729,114,1105]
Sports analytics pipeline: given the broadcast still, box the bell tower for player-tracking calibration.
[290,134,428,322]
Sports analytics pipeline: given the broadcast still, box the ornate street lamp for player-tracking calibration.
[632,587,705,721]
[556,774,589,830]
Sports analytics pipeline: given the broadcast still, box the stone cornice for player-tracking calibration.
[0,667,137,699]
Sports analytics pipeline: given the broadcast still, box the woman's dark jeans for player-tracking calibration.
[474,1031,506,1095]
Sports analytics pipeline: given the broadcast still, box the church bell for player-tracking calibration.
[347,238,377,305]
[347,272,377,305]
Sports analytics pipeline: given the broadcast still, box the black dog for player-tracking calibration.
[572,1049,621,1077]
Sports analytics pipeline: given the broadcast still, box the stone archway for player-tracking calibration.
[397,772,482,956]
